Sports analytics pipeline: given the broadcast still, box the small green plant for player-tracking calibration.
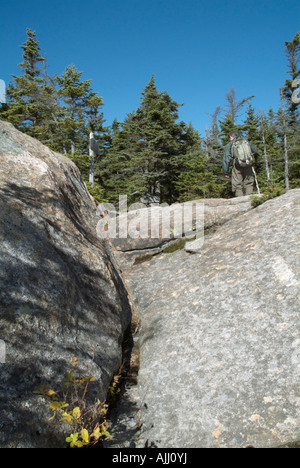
[33,357,112,448]
[251,185,286,207]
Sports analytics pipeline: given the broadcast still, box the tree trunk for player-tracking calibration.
[259,112,271,182]
[89,132,95,187]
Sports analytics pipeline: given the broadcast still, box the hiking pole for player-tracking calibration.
[252,166,260,195]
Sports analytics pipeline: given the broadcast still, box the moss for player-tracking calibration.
[133,253,156,265]
[162,237,189,253]
[133,231,208,265]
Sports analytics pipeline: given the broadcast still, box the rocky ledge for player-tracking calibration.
[121,189,300,448]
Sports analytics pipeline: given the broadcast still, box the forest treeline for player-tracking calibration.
[1,29,299,205]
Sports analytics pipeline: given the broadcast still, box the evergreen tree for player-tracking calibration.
[175,127,224,200]
[64,84,109,201]
[100,76,188,204]
[218,114,237,144]
[96,111,139,204]
[204,107,223,169]
[281,32,300,188]
[282,32,300,125]
[0,29,59,142]
[243,105,262,169]
[244,105,260,144]
[223,87,254,123]
[258,109,282,187]
[56,64,93,154]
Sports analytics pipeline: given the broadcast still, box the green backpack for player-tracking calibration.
[231,138,254,167]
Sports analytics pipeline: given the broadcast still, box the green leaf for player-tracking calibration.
[49,401,62,411]
[81,429,90,444]
[100,424,112,440]
[72,407,81,419]
[66,433,79,448]
[49,401,69,411]
[91,425,101,440]
[60,412,73,424]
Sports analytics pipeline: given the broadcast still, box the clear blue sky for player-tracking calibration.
[1,0,299,135]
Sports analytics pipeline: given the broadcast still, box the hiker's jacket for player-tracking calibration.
[222,139,258,174]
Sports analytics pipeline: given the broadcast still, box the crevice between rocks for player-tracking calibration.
[103,311,142,448]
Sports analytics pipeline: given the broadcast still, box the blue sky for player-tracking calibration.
[0,0,299,135]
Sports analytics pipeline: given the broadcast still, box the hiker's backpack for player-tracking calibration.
[231,138,254,167]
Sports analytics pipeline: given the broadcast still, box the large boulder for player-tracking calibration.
[124,189,300,448]
[0,121,132,448]
[104,196,257,266]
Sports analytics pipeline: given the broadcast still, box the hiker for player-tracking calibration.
[222,131,258,197]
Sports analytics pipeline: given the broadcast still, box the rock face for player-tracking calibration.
[1,120,299,449]
[107,196,257,266]
[0,121,132,448]
[124,189,300,448]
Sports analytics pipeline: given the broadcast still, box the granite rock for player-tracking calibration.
[124,189,300,448]
[0,121,132,447]
[107,196,257,266]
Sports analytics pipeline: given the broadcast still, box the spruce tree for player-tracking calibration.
[282,32,300,125]
[281,32,300,188]
[100,76,187,204]
[223,87,254,124]
[0,29,58,142]
[175,124,224,200]
[56,64,94,154]
[258,111,271,184]
[218,114,237,144]
[244,105,260,144]
[257,109,282,187]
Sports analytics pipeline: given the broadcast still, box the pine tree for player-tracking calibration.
[243,104,262,172]
[280,32,300,189]
[223,87,254,124]
[100,76,188,204]
[218,114,237,144]
[282,32,300,126]
[0,29,59,142]
[204,107,223,169]
[175,126,224,201]
[135,76,186,202]
[96,111,139,204]
[244,105,260,144]
[56,64,94,154]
